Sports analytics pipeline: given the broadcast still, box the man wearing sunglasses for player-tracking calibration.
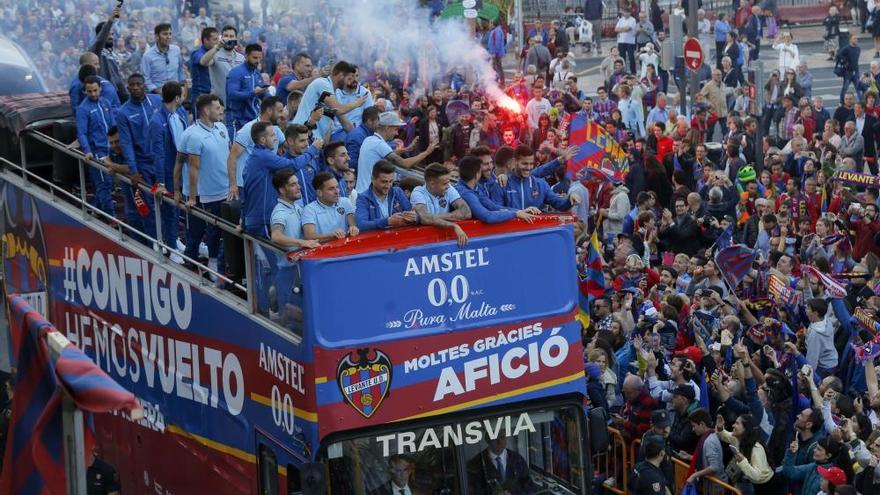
[141,23,185,94]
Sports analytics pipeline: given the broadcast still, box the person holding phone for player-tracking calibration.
[715,414,774,494]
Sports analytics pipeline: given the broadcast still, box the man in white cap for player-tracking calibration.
[355,111,437,193]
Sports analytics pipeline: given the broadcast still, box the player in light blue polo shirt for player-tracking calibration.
[411,181,463,215]
[291,61,361,141]
[226,96,285,200]
[270,169,320,321]
[174,94,230,275]
[330,67,373,140]
[355,111,438,193]
[302,172,359,241]
[410,163,471,246]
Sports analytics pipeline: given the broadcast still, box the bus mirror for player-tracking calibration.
[301,463,326,495]
[588,406,610,454]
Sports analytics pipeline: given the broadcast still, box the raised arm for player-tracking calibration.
[386,144,437,169]
[90,8,118,55]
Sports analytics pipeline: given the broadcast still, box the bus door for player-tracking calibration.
[256,428,324,495]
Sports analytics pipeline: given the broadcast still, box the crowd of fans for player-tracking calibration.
[51,0,880,494]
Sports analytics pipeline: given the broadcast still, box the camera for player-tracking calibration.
[313,91,337,119]
[224,39,238,51]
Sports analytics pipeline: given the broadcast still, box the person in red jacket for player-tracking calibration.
[847,202,880,261]
[652,123,674,162]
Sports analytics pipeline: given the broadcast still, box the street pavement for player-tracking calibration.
[503,24,880,113]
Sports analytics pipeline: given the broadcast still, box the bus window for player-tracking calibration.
[323,405,585,494]
[258,444,280,495]
[287,464,301,495]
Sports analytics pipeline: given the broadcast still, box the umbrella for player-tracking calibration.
[440,1,501,22]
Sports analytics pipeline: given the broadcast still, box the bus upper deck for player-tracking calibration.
[1,124,598,494]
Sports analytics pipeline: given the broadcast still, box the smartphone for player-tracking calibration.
[801,364,811,376]
[729,444,739,454]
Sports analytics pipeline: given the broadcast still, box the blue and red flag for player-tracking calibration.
[577,228,605,327]
[716,225,733,251]
[801,265,847,299]
[0,294,140,495]
[715,244,757,288]
[566,114,629,180]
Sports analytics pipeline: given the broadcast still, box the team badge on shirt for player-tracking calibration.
[219,130,227,139]
[439,198,448,208]
[336,348,393,418]
[336,206,345,215]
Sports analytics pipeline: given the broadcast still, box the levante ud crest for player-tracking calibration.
[336,348,392,418]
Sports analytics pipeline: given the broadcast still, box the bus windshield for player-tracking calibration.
[324,404,587,494]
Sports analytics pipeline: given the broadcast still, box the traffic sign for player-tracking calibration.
[683,38,703,70]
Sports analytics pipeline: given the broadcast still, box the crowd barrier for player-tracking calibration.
[594,428,743,495]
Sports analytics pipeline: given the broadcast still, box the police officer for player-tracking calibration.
[115,73,162,238]
[86,448,120,495]
[632,434,673,495]
[148,81,189,259]
[76,75,116,216]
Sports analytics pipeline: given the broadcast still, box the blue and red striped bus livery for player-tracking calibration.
[1,151,600,494]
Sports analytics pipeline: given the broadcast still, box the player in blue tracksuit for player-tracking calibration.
[148,81,189,251]
[345,106,380,167]
[456,156,539,224]
[225,44,267,139]
[189,27,216,110]
[75,76,116,216]
[501,145,580,211]
[355,160,415,231]
[115,74,162,238]
[242,122,324,315]
[280,124,324,206]
[70,64,120,116]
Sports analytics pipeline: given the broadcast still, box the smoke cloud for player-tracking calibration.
[289,0,507,101]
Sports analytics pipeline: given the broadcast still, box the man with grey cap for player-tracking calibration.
[356,111,437,193]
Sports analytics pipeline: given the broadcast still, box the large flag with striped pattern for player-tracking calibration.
[0,294,140,495]
[714,244,756,288]
[577,228,606,328]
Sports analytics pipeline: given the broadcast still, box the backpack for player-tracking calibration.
[834,53,850,77]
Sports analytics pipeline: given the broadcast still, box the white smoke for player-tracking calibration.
[286,0,508,102]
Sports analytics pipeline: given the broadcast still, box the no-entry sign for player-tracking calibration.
[684,38,703,70]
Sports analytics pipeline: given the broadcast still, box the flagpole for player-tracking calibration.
[47,332,87,495]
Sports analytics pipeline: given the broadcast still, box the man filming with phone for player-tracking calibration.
[202,25,244,110]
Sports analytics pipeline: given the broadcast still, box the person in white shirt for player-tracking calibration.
[697,9,713,62]
[615,10,638,74]
[772,32,800,74]
[525,86,551,129]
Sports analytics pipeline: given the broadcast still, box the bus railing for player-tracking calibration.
[6,128,301,338]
